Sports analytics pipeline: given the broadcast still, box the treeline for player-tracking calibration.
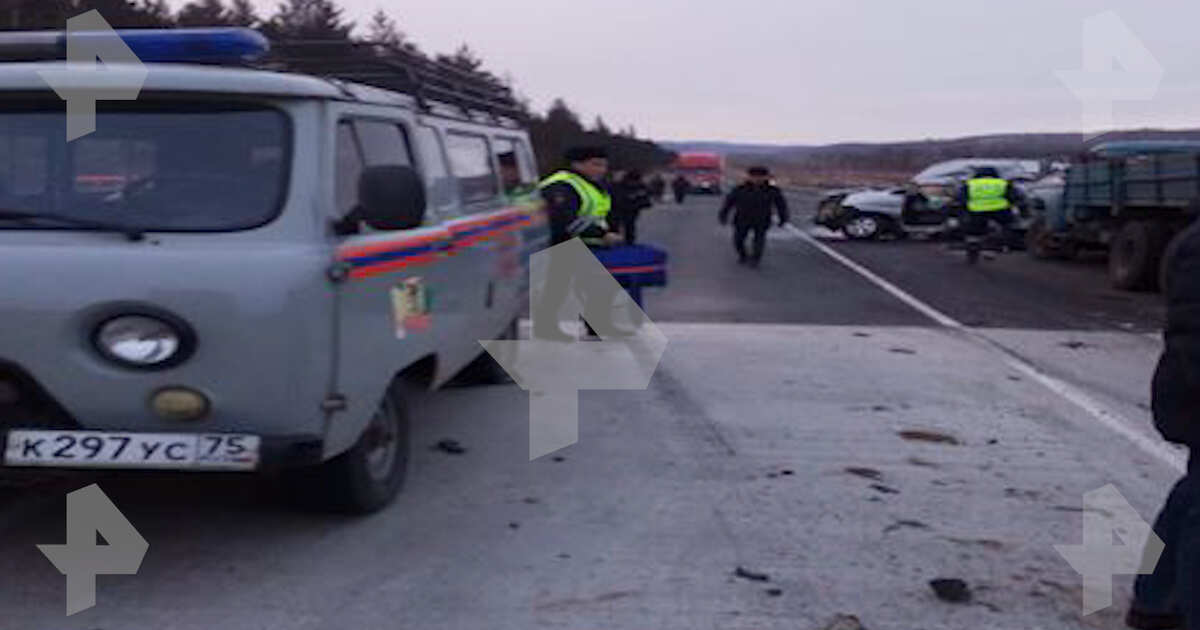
[769,129,1200,178]
[0,0,676,175]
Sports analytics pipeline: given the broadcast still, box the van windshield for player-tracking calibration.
[0,101,289,232]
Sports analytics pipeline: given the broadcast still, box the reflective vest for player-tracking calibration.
[966,177,1011,213]
[539,170,612,245]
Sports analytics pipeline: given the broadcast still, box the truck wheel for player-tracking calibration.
[452,318,517,386]
[288,383,410,514]
[1109,221,1169,291]
[843,213,884,240]
[1026,218,1060,260]
[1159,226,1189,295]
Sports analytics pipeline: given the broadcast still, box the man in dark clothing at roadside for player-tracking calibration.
[672,174,689,204]
[610,169,654,245]
[648,173,666,203]
[719,166,789,268]
[1127,219,1200,630]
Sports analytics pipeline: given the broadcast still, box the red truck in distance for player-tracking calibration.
[674,152,725,195]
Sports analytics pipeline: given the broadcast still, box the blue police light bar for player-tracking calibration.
[0,28,270,64]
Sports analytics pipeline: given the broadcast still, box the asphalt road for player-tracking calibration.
[0,191,1184,630]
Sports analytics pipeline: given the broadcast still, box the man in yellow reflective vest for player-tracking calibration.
[539,146,624,248]
[534,146,626,341]
[956,166,1026,258]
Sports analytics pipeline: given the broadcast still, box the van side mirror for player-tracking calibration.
[343,165,426,233]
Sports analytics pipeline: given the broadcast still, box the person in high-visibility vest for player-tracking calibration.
[534,146,627,341]
[956,166,1026,256]
[540,146,624,248]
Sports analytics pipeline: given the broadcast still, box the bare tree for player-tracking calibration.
[263,0,352,40]
[176,0,230,26]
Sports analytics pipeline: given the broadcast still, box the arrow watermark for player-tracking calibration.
[1054,484,1164,615]
[480,238,668,460]
[37,10,147,141]
[1057,11,1163,139]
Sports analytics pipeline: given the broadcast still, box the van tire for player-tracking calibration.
[287,383,409,514]
[453,318,518,386]
[1109,220,1169,291]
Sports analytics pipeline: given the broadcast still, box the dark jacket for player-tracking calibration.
[720,182,789,227]
[541,170,618,246]
[610,177,653,229]
[1153,219,1200,446]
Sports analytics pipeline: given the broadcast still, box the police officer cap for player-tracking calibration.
[565,146,609,163]
[748,166,771,176]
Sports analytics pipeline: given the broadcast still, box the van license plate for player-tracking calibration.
[4,430,260,471]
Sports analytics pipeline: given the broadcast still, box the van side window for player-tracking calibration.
[445,132,498,204]
[335,121,364,219]
[353,120,413,167]
[494,137,536,196]
[414,126,457,217]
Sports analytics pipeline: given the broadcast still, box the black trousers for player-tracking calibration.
[733,223,769,261]
[964,209,1018,245]
[622,211,640,245]
[1134,453,1200,625]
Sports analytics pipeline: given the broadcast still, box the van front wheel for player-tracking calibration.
[288,384,410,514]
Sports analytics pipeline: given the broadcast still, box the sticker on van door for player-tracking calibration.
[390,278,432,339]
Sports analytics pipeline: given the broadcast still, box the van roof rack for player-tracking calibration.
[258,39,526,124]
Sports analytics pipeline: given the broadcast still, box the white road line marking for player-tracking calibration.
[784,223,1187,474]
[785,224,962,329]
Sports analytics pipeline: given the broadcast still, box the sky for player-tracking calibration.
[170,0,1200,145]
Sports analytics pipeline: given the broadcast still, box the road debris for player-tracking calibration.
[929,578,973,603]
[883,519,930,534]
[845,467,883,481]
[944,537,1006,551]
[733,566,770,582]
[820,614,866,630]
[765,587,783,597]
[898,429,961,446]
[1060,340,1090,350]
[870,484,900,495]
[432,439,467,455]
[907,457,940,468]
[889,347,917,355]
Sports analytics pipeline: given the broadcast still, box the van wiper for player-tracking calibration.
[0,209,145,241]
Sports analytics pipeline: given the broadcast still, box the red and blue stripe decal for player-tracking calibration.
[337,206,546,280]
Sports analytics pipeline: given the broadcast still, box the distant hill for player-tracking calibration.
[658,141,802,156]
[662,128,1200,188]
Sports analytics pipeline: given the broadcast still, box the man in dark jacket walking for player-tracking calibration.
[719,166,789,268]
[672,174,689,204]
[1128,219,1200,630]
[648,173,666,203]
[611,169,654,245]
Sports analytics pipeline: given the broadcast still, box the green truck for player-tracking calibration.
[1026,141,1200,291]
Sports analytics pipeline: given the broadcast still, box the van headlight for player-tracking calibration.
[94,314,193,369]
